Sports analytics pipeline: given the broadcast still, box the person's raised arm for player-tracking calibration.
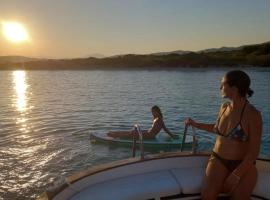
[184,102,228,134]
[185,118,216,133]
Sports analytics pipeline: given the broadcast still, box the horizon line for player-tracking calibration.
[1,40,269,60]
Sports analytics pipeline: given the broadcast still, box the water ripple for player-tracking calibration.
[0,69,269,199]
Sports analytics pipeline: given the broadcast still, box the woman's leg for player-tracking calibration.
[107,130,132,138]
[230,165,257,200]
[107,129,155,139]
[202,156,230,200]
[107,129,139,138]
[140,130,154,139]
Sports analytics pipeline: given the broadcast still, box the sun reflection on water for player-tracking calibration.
[13,70,28,112]
[9,71,49,192]
[12,70,33,135]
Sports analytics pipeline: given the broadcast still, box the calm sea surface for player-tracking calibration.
[0,68,269,199]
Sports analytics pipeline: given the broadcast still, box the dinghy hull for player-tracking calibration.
[89,132,194,149]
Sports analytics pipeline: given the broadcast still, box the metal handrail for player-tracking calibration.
[191,126,197,154]
[180,124,188,152]
[132,124,144,160]
[181,124,197,153]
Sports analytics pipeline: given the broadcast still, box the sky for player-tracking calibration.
[0,0,270,58]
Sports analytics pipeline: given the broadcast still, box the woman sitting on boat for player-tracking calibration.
[107,105,177,139]
[185,70,262,200]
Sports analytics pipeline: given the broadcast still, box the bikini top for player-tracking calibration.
[215,100,248,142]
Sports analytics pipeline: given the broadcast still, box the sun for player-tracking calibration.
[1,21,29,43]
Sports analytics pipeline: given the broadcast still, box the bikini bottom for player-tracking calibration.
[210,151,255,172]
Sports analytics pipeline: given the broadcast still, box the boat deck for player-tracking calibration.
[40,152,270,200]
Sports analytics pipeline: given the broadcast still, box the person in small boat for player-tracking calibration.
[185,70,262,200]
[107,105,178,139]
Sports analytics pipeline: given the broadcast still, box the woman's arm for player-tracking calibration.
[193,122,216,133]
[185,118,216,133]
[163,123,177,138]
[233,109,262,178]
[223,109,262,193]
[185,102,229,134]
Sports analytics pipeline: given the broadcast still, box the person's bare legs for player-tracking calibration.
[107,130,134,138]
[201,156,230,200]
[107,130,153,139]
[230,165,257,200]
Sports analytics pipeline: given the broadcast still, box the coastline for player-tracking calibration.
[1,42,270,70]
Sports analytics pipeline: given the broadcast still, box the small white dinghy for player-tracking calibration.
[38,126,270,200]
[89,132,194,149]
[90,125,196,151]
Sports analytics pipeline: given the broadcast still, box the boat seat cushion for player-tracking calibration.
[170,167,205,194]
[70,170,181,200]
[253,171,270,199]
[171,166,270,199]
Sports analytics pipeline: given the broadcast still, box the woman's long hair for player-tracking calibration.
[151,105,163,119]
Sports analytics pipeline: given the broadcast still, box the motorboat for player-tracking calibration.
[38,126,270,200]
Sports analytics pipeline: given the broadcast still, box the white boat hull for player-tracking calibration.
[38,152,270,200]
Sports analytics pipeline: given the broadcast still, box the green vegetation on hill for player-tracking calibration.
[1,42,270,70]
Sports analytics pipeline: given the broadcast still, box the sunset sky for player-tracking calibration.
[0,0,270,58]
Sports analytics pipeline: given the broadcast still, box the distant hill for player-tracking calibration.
[86,53,106,58]
[198,46,243,53]
[150,50,192,56]
[0,41,269,70]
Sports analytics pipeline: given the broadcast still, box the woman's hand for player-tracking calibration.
[223,172,240,194]
[184,118,197,127]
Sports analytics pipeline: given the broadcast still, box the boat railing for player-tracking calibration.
[181,124,197,153]
[132,124,144,160]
